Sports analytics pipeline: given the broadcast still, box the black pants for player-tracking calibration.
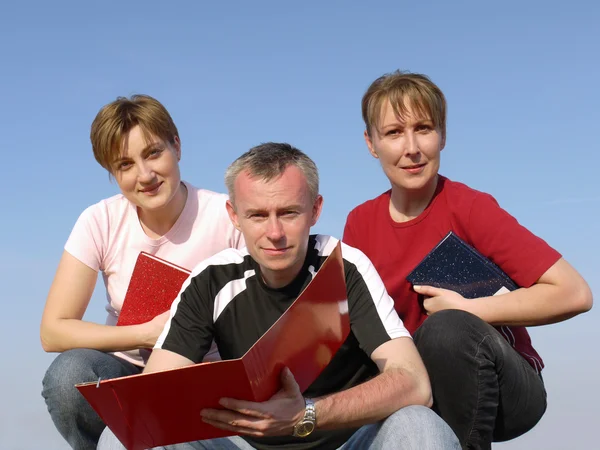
[413,310,547,450]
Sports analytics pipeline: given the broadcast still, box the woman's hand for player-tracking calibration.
[414,285,470,315]
[140,310,171,348]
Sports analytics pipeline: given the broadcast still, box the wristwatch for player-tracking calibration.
[292,397,317,438]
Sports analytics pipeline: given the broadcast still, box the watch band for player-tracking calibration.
[304,397,316,423]
[292,397,317,437]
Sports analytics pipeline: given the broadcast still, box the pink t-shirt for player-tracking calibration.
[64,181,244,365]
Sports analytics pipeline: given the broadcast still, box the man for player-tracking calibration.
[343,71,593,449]
[99,142,460,449]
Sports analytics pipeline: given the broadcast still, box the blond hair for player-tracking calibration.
[362,71,446,139]
[90,95,179,172]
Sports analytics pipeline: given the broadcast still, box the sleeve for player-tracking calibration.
[341,243,411,357]
[468,193,561,287]
[155,268,216,363]
[63,204,106,271]
[342,208,360,248]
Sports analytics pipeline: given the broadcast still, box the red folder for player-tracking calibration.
[77,242,349,450]
[117,252,191,326]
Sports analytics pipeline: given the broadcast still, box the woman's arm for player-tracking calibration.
[40,251,168,352]
[418,257,593,326]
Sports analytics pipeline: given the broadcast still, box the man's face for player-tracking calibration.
[226,165,323,289]
[365,99,445,194]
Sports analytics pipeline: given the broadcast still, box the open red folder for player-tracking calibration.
[77,242,349,450]
[117,252,191,326]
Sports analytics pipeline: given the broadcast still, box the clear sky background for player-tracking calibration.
[1,1,598,449]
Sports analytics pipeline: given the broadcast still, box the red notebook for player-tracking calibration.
[117,252,191,326]
[77,242,349,450]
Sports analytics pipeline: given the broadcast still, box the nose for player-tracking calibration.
[137,161,156,183]
[266,215,285,241]
[405,130,419,156]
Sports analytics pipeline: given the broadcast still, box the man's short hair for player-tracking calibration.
[362,71,447,140]
[225,142,319,206]
[90,94,180,172]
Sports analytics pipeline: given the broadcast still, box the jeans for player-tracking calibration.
[98,405,461,449]
[42,349,142,450]
[413,310,547,450]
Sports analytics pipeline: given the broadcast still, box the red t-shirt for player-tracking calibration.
[343,176,561,372]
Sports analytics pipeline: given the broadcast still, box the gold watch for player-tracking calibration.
[292,397,316,438]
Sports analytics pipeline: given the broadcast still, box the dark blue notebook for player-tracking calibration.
[406,232,518,299]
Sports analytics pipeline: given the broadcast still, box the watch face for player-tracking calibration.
[296,420,315,437]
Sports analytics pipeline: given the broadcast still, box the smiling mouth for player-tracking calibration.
[402,163,426,169]
[139,182,163,193]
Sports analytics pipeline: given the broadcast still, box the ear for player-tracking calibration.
[225,200,241,231]
[173,136,182,160]
[364,130,379,159]
[440,132,446,152]
[310,195,324,226]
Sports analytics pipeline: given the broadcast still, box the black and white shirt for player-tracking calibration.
[156,235,410,450]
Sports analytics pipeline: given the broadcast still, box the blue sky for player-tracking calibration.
[1,1,598,448]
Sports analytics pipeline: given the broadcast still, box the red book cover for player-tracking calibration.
[77,242,349,450]
[116,252,191,326]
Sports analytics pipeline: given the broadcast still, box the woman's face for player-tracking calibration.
[111,125,182,213]
[365,99,445,194]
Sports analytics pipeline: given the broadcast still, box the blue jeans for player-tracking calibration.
[413,310,547,450]
[98,405,460,449]
[41,349,142,450]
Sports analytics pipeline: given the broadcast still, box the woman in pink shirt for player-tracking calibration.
[40,95,243,450]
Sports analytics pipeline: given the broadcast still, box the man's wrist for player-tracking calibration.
[292,397,317,437]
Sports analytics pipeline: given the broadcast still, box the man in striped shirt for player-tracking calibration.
[99,142,460,450]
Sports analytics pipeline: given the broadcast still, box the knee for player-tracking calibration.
[98,427,125,450]
[384,405,440,429]
[42,349,101,400]
[414,309,487,352]
[383,406,460,448]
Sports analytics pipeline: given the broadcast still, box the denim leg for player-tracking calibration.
[341,405,460,449]
[98,427,255,450]
[41,348,141,450]
[98,407,458,450]
[413,310,547,450]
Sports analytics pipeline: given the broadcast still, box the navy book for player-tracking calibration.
[406,232,518,299]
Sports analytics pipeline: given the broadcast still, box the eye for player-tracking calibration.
[148,147,164,158]
[249,213,267,220]
[116,161,133,171]
[416,124,433,133]
[386,129,401,136]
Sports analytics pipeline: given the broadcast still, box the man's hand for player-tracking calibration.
[200,367,306,437]
[414,285,470,315]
